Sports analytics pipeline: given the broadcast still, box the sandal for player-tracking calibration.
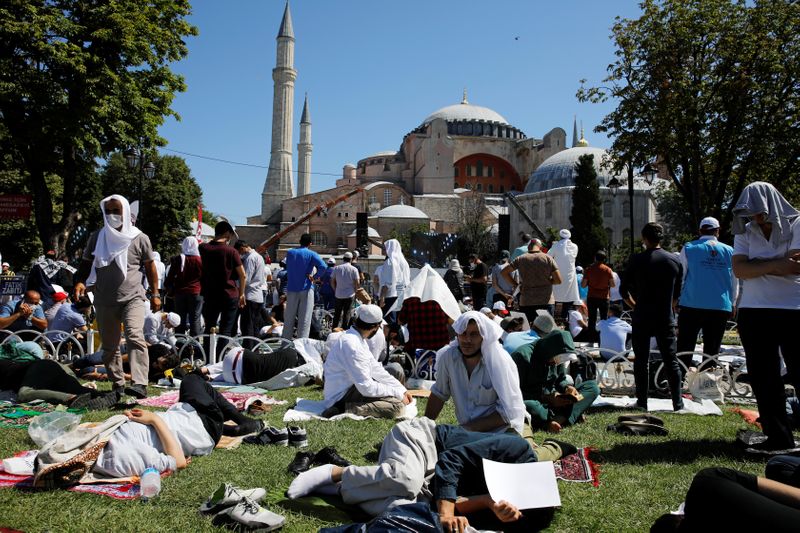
[607,421,669,436]
[617,414,665,426]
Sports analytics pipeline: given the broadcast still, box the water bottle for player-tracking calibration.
[140,467,161,500]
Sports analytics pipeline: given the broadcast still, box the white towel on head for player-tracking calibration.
[87,195,141,286]
[388,264,461,321]
[732,181,799,248]
[180,236,200,272]
[383,238,411,291]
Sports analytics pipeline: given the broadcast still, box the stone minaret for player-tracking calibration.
[572,115,579,147]
[261,2,296,221]
[297,93,312,196]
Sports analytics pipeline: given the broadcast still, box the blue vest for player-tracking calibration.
[679,238,735,311]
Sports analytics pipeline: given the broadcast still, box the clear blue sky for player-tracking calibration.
[157,0,643,224]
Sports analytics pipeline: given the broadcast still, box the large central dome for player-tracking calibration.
[422,101,508,126]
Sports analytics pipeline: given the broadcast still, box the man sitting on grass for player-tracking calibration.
[287,416,576,532]
[511,313,600,433]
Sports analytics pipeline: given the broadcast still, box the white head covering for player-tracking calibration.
[388,265,461,321]
[152,251,162,263]
[559,229,572,240]
[180,236,200,272]
[446,310,527,434]
[87,195,141,285]
[448,259,462,272]
[732,181,799,248]
[383,238,411,289]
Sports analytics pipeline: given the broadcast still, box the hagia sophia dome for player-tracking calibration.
[523,143,621,194]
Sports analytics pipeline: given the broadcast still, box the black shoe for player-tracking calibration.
[85,392,120,411]
[543,438,578,458]
[288,451,315,475]
[225,419,265,437]
[312,447,351,467]
[287,426,308,448]
[745,438,800,456]
[243,426,289,446]
[124,384,148,399]
[69,393,92,410]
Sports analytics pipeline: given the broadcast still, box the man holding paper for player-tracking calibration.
[286,417,574,532]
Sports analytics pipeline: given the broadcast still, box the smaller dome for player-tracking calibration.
[525,146,621,194]
[348,227,380,238]
[375,204,429,219]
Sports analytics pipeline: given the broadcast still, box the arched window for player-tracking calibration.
[466,164,472,177]
[488,184,494,193]
[603,200,613,218]
[531,204,539,219]
[311,231,327,247]
[499,185,505,193]
[476,183,483,191]
[622,228,631,242]
[545,201,553,218]
[488,166,493,177]
[384,189,392,206]
[605,227,614,244]
[368,193,377,204]
[476,160,484,177]
[454,166,459,177]
[622,201,631,218]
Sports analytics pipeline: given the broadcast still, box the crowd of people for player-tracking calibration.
[0,181,798,531]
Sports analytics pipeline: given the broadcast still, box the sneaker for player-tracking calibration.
[744,439,800,456]
[199,483,267,515]
[212,497,285,532]
[69,393,92,410]
[312,447,350,467]
[288,451,315,475]
[287,426,308,448]
[243,426,289,446]
[85,392,119,411]
[124,384,148,399]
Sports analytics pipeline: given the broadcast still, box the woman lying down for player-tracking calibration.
[34,373,263,485]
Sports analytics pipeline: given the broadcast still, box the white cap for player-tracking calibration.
[479,307,492,315]
[1,262,8,267]
[559,229,571,239]
[327,257,336,265]
[166,312,181,328]
[492,301,507,311]
[356,304,383,324]
[343,251,353,259]
[699,216,720,229]
[532,312,555,334]
[353,250,360,258]
[51,284,64,293]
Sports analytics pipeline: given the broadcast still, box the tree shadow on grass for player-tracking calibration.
[592,439,748,465]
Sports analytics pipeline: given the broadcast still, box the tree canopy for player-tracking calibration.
[578,0,800,237]
[0,0,197,251]
[570,154,608,265]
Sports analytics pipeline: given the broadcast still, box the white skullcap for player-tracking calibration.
[356,304,383,324]
[532,312,555,334]
[166,312,181,328]
[559,229,571,239]
[479,307,492,315]
[343,251,353,259]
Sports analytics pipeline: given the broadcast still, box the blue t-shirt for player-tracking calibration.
[46,304,87,342]
[0,299,45,332]
[577,273,589,301]
[503,330,540,354]
[285,247,327,292]
[679,237,736,311]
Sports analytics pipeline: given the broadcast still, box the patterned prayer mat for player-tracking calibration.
[137,390,285,410]
[554,448,599,486]
[0,471,142,500]
[0,403,83,429]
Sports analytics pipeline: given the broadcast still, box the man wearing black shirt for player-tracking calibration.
[619,223,684,411]
[467,254,488,310]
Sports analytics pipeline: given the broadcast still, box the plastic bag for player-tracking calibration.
[28,411,82,447]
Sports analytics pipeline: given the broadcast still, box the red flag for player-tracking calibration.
[196,205,203,240]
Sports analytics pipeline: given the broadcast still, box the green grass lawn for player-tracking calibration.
[0,385,775,533]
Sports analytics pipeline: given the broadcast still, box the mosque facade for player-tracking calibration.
[242,3,656,256]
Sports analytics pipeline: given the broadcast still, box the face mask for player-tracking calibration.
[105,214,123,228]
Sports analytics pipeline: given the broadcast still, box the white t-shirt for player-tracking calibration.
[609,271,621,301]
[567,310,584,337]
[93,403,214,477]
[332,263,360,299]
[596,317,632,359]
[733,217,800,309]
[376,264,398,298]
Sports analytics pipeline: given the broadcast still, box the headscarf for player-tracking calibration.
[446,311,527,434]
[448,259,462,273]
[86,195,141,286]
[180,236,200,272]
[732,182,799,248]
[559,228,571,240]
[383,238,411,292]
[388,265,461,321]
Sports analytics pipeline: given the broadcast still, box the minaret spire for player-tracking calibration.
[461,88,468,104]
[572,115,578,147]
[262,1,297,221]
[297,93,312,196]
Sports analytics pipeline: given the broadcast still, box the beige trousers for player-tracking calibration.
[95,298,149,388]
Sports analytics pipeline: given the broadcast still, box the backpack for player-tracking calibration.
[569,350,598,383]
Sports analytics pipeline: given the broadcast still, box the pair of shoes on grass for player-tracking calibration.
[201,483,284,531]
[288,446,350,475]
[243,425,307,447]
[606,413,668,436]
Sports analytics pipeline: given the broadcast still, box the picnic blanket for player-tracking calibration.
[283,398,418,423]
[555,448,599,486]
[591,396,723,416]
[0,402,83,429]
[0,451,143,500]
[137,390,286,411]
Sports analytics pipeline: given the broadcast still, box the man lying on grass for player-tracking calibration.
[287,416,576,532]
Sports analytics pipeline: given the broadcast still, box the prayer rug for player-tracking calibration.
[0,471,141,500]
[554,448,599,486]
[0,402,83,429]
[137,390,285,410]
[283,398,418,422]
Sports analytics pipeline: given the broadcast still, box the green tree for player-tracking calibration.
[454,193,495,261]
[578,0,800,237]
[97,153,203,257]
[0,0,197,252]
[570,154,608,265]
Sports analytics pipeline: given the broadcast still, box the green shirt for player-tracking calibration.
[511,330,575,400]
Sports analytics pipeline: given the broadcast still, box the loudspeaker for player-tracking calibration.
[498,214,510,253]
[356,212,368,249]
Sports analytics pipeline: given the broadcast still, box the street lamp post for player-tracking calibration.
[124,147,156,225]
[607,160,656,259]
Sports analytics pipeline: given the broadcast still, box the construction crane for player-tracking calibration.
[256,188,363,254]
[504,192,547,242]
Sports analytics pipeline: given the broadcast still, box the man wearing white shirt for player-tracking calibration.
[322,305,411,419]
[596,304,632,360]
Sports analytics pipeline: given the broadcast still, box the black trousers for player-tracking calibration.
[737,308,800,447]
[631,322,683,410]
[178,373,253,444]
[586,297,608,341]
[332,297,353,330]
[470,283,487,310]
[174,293,203,337]
[239,299,265,349]
[677,306,729,368]
[202,295,239,337]
[679,468,800,532]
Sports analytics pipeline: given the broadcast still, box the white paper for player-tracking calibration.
[482,458,561,510]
